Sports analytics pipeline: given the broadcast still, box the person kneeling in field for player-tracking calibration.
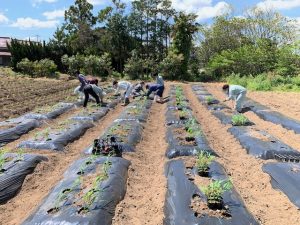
[113,80,133,106]
[145,83,165,103]
[222,84,247,113]
[132,81,145,98]
[76,71,103,108]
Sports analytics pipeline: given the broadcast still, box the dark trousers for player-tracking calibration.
[83,85,100,107]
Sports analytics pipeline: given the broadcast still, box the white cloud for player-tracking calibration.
[43,9,65,20]
[87,0,106,5]
[0,13,9,23]
[11,17,59,29]
[171,0,230,21]
[32,0,57,7]
[257,0,300,11]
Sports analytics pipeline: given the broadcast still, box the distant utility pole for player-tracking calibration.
[35,34,40,42]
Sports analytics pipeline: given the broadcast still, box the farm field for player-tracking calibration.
[1,77,300,225]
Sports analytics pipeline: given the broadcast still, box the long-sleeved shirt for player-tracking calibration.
[133,83,145,93]
[146,84,160,97]
[78,74,88,91]
[115,81,132,94]
[228,85,246,100]
[156,75,164,86]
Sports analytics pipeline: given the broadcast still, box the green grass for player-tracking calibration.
[226,73,300,92]
[231,114,249,126]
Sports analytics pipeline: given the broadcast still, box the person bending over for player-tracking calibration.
[145,83,165,103]
[113,80,133,106]
[75,70,100,107]
[132,81,145,98]
[222,84,247,113]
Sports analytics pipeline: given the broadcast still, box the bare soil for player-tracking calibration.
[0,76,78,121]
[190,83,300,225]
[112,86,169,225]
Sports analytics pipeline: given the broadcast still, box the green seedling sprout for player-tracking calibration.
[16,148,25,161]
[205,96,215,104]
[0,148,7,173]
[196,152,215,174]
[231,114,249,126]
[202,180,232,205]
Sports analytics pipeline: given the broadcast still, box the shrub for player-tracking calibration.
[17,58,57,77]
[231,114,249,126]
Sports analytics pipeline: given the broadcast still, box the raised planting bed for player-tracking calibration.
[191,85,300,160]
[244,99,300,134]
[164,159,258,225]
[165,85,214,158]
[0,150,47,204]
[263,162,300,208]
[72,104,109,122]
[22,156,130,225]
[24,102,75,120]
[18,119,93,151]
[0,118,40,147]
[118,98,152,123]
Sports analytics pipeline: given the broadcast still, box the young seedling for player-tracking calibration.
[202,180,232,209]
[196,152,215,176]
[231,114,249,126]
[16,148,25,161]
[179,110,188,120]
[0,148,7,173]
[205,96,216,105]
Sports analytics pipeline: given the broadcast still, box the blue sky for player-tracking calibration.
[0,0,300,41]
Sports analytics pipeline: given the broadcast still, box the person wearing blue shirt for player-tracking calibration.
[222,84,247,113]
[145,83,164,103]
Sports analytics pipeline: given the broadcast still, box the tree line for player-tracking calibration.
[8,0,300,82]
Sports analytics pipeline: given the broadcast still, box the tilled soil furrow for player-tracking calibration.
[112,88,169,225]
[184,84,300,225]
[0,104,124,225]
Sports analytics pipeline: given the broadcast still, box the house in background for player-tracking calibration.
[0,37,11,66]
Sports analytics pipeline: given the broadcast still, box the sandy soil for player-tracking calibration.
[0,104,124,225]
[112,87,169,225]
[184,84,300,225]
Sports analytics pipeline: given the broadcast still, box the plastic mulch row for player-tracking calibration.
[164,160,258,225]
[191,85,300,160]
[18,121,94,151]
[244,99,300,134]
[263,162,300,209]
[165,86,214,158]
[22,156,130,225]
[0,153,48,204]
[0,102,76,147]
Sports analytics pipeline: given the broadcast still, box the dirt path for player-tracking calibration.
[184,84,300,225]
[112,88,169,225]
[0,104,124,225]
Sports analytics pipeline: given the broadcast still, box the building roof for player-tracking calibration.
[0,52,11,56]
[0,37,11,49]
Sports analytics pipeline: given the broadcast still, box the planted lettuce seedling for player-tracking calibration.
[231,114,250,126]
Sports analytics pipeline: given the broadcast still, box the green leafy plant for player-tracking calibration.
[202,180,232,207]
[0,148,7,172]
[231,114,249,126]
[16,148,25,161]
[205,96,215,104]
[179,110,188,119]
[196,152,215,176]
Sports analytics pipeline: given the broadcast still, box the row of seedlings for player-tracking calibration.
[22,97,153,225]
[17,88,122,151]
[192,84,300,209]
[0,102,76,147]
[0,86,121,204]
[0,148,47,204]
[164,85,258,225]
